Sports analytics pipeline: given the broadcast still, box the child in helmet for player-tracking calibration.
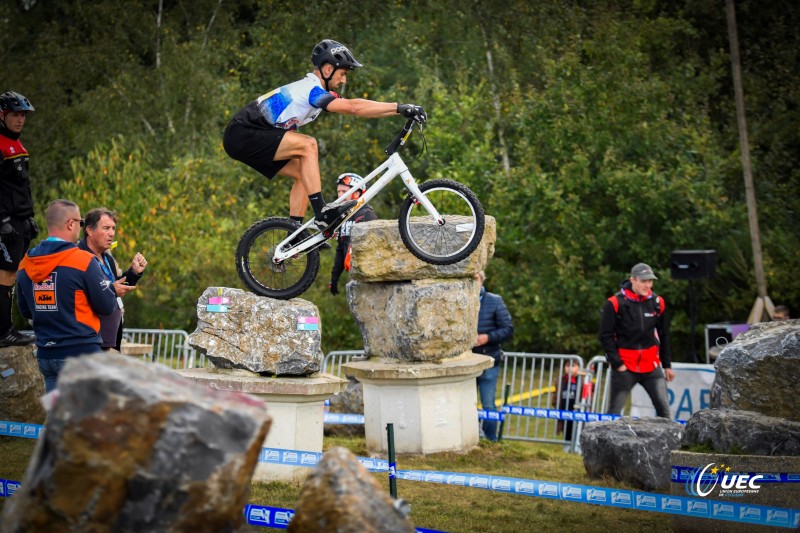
[223,39,425,231]
[328,173,377,295]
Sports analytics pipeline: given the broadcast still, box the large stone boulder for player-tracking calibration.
[188,287,322,376]
[0,345,46,424]
[1,353,271,532]
[682,408,800,456]
[711,319,800,421]
[347,277,479,361]
[349,216,496,282]
[581,417,684,490]
[288,446,414,533]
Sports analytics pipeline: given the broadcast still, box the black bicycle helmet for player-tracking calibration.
[311,40,363,71]
[0,91,34,112]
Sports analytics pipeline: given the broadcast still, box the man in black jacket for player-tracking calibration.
[78,208,147,351]
[599,263,674,418]
[472,270,513,441]
[0,91,36,347]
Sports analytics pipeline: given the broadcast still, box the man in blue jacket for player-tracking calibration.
[472,270,514,441]
[16,199,117,392]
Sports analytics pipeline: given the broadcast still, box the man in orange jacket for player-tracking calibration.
[16,200,117,392]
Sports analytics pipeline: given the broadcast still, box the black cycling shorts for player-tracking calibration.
[223,121,291,179]
[0,218,32,271]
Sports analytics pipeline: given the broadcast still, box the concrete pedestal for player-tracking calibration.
[178,367,347,482]
[342,352,493,455]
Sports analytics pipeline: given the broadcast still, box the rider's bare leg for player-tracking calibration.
[279,158,310,217]
[274,132,323,217]
[288,179,309,218]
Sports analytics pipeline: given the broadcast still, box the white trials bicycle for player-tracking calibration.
[235,117,486,300]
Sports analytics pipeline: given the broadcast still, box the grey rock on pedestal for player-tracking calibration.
[711,319,800,421]
[0,345,46,424]
[347,277,479,361]
[345,216,495,362]
[188,287,322,376]
[349,216,496,282]
[581,416,684,490]
[288,447,415,533]
[0,353,271,532]
[682,408,800,456]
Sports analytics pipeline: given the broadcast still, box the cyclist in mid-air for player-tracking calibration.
[223,39,426,231]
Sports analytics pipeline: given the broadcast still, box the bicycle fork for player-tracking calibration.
[401,170,445,225]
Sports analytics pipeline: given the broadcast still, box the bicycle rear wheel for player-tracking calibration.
[235,217,320,300]
[398,179,485,265]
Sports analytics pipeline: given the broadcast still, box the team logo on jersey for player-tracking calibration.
[33,273,58,311]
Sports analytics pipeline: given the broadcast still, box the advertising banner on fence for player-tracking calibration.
[630,362,716,421]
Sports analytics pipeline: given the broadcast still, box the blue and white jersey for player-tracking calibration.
[255,73,336,130]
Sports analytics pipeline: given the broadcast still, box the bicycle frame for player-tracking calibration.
[272,122,441,263]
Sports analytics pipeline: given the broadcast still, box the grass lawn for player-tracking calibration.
[1,434,670,532]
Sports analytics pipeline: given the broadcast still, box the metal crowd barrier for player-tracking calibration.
[121,328,204,369]
[499,352,587,450]
[320,350,367,375]
[320,350,607,452]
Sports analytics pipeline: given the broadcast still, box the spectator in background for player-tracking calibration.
[78,208,147,351]
[472,270,513,441]
[773,305,790,321]
[0,91,36,348]
[599,263,674,418]
[16,200,117,392]
[328,173,377,296]
[552,359,587,446]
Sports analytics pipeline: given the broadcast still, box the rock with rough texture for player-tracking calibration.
[0,345,46,424]
[682,408,800,456]
[581,417,684,490]
[711,320,800,421]
[324,376,365,437]
[288,447,414,533]
[349,216,496,282]
[1,353,271,532]
[347,277,479,361]
[188,287,322,376]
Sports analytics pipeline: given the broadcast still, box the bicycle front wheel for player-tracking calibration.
[235,217,320,300]
[398,179,485,265]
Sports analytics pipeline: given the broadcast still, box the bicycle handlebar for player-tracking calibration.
[384,118,418,156]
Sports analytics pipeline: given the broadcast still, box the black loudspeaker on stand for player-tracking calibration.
[670,250,717,363]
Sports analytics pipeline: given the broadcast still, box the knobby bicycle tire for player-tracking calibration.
[398,179,485,265]
[235,217,320,300]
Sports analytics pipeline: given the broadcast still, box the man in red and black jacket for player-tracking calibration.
[599,263,675,418]
[0,91,37,347]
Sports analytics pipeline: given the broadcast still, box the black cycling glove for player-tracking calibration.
[329,280,340,296]
[26,217,39,239]
[397,103,427,123]
[0,218,13,239]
